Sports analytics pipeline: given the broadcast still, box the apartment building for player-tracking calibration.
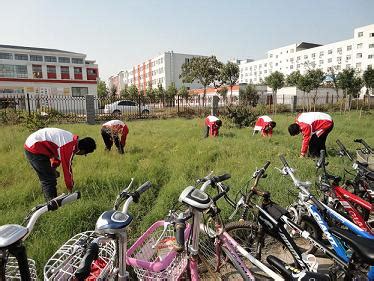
[110,51,205,93]
[0,44,99,97]
[239,24,374,84]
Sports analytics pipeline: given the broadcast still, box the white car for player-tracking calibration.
[103,100,150,115]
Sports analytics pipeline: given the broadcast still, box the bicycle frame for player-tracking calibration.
[332,185,373,232]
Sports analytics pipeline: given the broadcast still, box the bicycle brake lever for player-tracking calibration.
[229,196,245,220]
[152,221,171,249]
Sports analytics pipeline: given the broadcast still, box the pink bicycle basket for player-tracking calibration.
[127,220,191,280]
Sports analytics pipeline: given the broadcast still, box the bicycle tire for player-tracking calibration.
[221,245,253,281]
[224,221,258,257]
[294,215,322,255]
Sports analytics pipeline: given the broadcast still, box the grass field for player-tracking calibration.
[0,110,373,276]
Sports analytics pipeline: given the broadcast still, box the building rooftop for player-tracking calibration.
[296,42,323,51]
[0,44,82,55]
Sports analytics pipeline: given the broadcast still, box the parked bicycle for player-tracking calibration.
[0,192,80,280]
[44,179,152,280]
[316,149,373,232]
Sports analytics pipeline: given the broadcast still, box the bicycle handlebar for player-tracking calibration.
[336,139,354,161]
[354,139,373,153]
[75,242,99,281]
[25,192,80,236]
[122,181,152,214]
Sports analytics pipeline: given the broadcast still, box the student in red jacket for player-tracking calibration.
[288,112,334,158]
[205,115,222,137]
[253,115,276,137]
[101,120,129,154]
[24,128,96,201]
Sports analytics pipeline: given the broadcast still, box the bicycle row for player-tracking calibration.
[1,138,373,280]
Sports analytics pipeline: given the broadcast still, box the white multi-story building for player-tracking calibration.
[0,44,99,97]
[112,51,205,93]
[239,24,374,85]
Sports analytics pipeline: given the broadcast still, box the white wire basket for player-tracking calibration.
[5,256,37,280]
[127,220,190,280]
[43,231,116,280]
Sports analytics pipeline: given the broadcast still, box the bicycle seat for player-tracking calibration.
[0,224,28,247]
[330,227,374,264]
[95,210,133,235]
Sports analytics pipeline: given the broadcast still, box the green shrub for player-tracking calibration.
[222,105,258,128]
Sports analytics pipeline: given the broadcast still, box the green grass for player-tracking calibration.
[0,110,373,276]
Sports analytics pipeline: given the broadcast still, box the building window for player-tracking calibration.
[356,63,361,69]
[328,49,332,54]
[14,54,28,60]
[328,58,332,63]
[304,55,308,59]
[347,45,352,51]
[32,65,43,78]
[370,33,374,37]
[74,67,82,79]
[30,55,43,62]
[47,65,56,79]
[312,53,316,59]
[336,65,341,70]
[369,55,374,59]
[319,60,323,65]
[60,66,70,79]
[369,44,374,48]
[346,55,351,60]
[58,57,71,63]
[290,49,294,53]
[87,68,98,80]
[337,48,342,54]
[358,31,363,37]
[0,64,27,78]
[72,58,84,64]
[72,87,88,97]
[44,56,57,62]
[357,43,363,49]
[346,64,351,69]
[0,53,13,60]
[357,53,362,58]
[269,54,273,58]
[15,65,27,78]
[319,51,324,57]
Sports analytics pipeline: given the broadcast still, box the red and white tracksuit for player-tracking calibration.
[205,115,220,137]
[24,128,78,191]
[102,120,129,147]
[296,112,334,155]
[254,115,273,137]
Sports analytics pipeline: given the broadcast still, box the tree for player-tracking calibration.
[286,70,302,87]
[109,85,117,97]
[297,74,314,111]
[239,84,259,106]
[156,84,166,106]
[363,66,374,96]
[327,66,341,100]
[97,80,108,98]
[146,83,157,103]
[337,68,356,98]
[217,86,228,104]
[128,85,139,101]
[166,83,178,106]
[179,85,190,103]
[180,56,222,106]
[305,69,325,111]
[264,71,285,114]
[120,85,129,99]
[220,61,239,101]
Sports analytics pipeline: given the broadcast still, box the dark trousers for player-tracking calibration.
[101,128,124,154]
[25,150,57,201]
[308,124,334,157]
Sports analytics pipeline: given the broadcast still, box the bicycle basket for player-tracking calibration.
[356,150,374,171]
[127,220,191,280]
[5,256,37,280]
[43,231,115,280]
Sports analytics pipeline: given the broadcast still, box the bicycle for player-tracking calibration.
[336,139,374,203]
[173,173,283,280]
[316,149,373,233]
[44,179,152,280]
[225,156,374,279]
[0,192,80,280]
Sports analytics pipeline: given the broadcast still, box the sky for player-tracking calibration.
[1,0,373,81]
